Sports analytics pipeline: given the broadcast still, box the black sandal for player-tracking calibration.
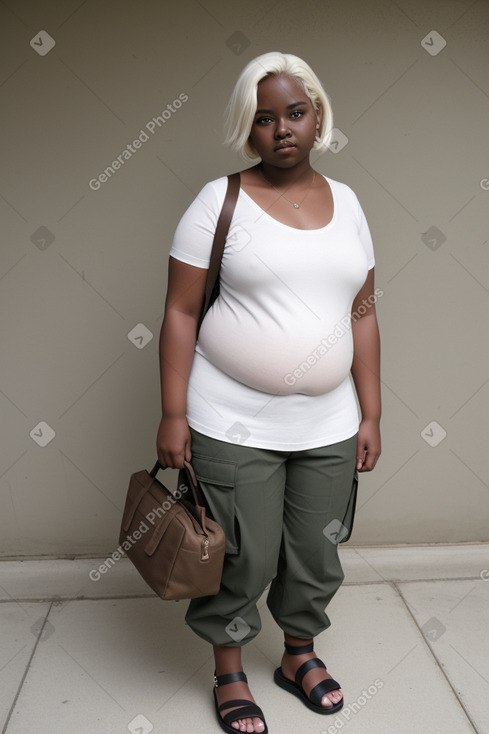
[213,671,268,734]
[273,641,344,715]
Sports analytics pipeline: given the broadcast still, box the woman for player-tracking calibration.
[157,52,381,734]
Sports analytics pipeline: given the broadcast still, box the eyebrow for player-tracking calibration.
[255,101,308,115]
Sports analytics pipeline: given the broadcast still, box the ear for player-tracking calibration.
[315,102,324,135]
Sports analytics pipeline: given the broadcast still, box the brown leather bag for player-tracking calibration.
[119,461,225,600]
[119,173,240,600]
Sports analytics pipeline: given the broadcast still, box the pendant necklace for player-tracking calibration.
[259,168,316,209]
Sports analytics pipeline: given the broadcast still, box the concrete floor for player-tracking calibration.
[1,544,488,734]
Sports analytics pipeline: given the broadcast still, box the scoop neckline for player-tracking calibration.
[238,174,337,233]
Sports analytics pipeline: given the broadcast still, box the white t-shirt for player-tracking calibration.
[169,174,375,450]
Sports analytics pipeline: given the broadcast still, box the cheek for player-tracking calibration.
[249,127,268,148]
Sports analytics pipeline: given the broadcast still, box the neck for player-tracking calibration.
[257,159,313,187]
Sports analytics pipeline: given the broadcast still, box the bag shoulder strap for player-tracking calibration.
[199,172,240,331]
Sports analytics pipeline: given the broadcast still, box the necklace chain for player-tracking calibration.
[259,168,316,209]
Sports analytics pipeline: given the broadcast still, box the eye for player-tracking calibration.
[255,116,273,125]
[290,109,304,119]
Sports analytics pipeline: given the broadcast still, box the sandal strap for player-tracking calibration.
[213,672,267,731]
[295,657,326,686]
[284,641,314,655]
[308,678,342,707]
[221,702,265,725]
[214,671,247,688]
[218,698,258,713]
[293,657,341,707]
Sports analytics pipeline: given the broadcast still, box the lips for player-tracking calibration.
[274,142,296,151]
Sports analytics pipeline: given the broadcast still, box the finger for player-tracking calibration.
[156,448,167,468]
[356,449,366,470]
[360,450,380,472]
[160,451,181,470]
[171,453,186,469]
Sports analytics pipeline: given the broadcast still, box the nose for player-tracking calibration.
[274,117,291,139]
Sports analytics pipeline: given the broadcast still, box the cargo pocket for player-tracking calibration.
[190,453,239,555]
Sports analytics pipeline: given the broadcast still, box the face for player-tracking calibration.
[248,74,321,167]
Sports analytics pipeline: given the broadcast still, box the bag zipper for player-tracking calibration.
[201,537,210,561]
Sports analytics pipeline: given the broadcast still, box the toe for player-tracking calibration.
[322,689,343,707]
[236,717,264,732]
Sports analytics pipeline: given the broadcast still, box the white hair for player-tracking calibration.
[223,52,334,161]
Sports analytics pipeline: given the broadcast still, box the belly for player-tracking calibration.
[197,312,354,396]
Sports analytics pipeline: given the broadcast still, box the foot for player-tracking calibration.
[280,649,343,709]
[214,672,266,733]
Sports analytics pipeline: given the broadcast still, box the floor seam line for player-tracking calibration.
[393,581,481,733]
[1,601,55,734]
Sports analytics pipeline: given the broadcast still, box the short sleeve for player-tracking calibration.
[169,177,228,269]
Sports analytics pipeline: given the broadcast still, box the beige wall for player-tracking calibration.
[1,0,488,556]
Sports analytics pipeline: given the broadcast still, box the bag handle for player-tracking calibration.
[150,460,206,507]
[197,172,241,334]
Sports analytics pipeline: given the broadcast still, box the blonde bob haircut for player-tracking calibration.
[223,52,333,161]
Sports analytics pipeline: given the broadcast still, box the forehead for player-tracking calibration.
[256,74,309,108]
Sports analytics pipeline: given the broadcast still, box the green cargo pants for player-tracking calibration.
[185,428,358,646]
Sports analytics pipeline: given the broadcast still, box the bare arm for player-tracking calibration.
[350,267,381,472]
[156,256,208,468]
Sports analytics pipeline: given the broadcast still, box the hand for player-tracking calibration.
[156,416,192,469]
[356,418,381,472]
